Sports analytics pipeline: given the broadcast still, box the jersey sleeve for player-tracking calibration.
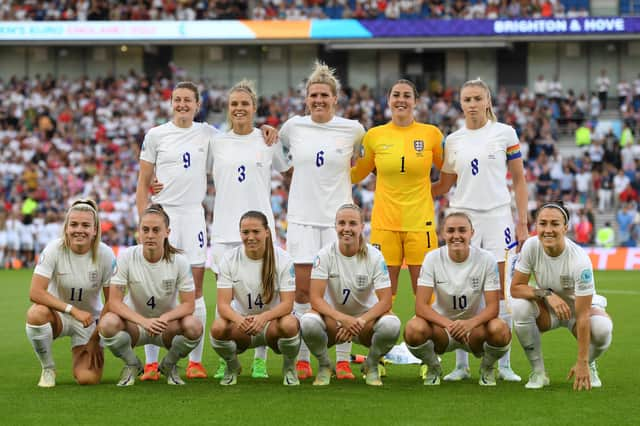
[110,248,131,287]
[176,255,195,292]
[216,253,234,289]
[277,251,296,293]
[514,238,535,275]
[271,141,291,173]
[483,252,501,292]
[505,126,522,162]
[278,119,291,150]
[139,129,157,164]
[310,248,330,280]
[350,130,376,183]
[206,134,215,172]
[417,251,436,288]
[371,248,391,290]
[99,245,117,288]
[431,127,444,170]
[573,258,595,297]
[33,240,59,279]
[440,136,456,174]
[351,122,366,158]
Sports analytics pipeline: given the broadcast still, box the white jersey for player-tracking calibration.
[418,246,500,320]
[280,115,365,227]
[217,246,295,316]
[311,242,390,316]
[210,128,289,243]
[34,239,115,319]
[515,236,595,313]
[140,121,217,208]
[111,245,195,318]
[442,120,520,211]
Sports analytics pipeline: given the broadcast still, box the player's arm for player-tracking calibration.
[569,294,593,390]
[246,290,295,335]
[310,278,358,327]
[510,269,536,299]
[136,159,155,218]
[106,284,153,328]
[415,285,451,329]
[29,273,94,327]
[359,287,392,324]
[158,289,195,323]
[350,134,375,183]
[431,172,457,197]
[216,288,245,325]
[507,156,529,252]
[259,124,278,146]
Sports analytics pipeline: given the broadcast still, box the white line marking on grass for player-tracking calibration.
[598,289,640,296]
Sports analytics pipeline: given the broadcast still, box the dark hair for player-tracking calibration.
[388,79,419,100]
[336,203,367,260]
[173,81,200,104]
[63,198,100,262]
[141,204,182,262]
[538,201,570,224]
[240,211,276,305]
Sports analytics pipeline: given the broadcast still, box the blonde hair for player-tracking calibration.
[306,60,340,96]
[227,79,258,129]
[62,198,101,262]
[461,78,497,122]
[336,203,367,260]
[240,211,276,305]
[443,211,474,231]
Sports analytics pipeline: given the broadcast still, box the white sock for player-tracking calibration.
[498,300,513,369]
[366,315,401,371]
[144,345,160,365]
[189,296,207,363]
[300,312,330,367]
[455,349,469,369]
[25,323,55,369]
[101,331,139,366]
[277,334,301,371]
[210,337,240,371]
[254,346,268,360]
[589,315,613,362]
[481,341,510,369]
[407,340,440,368]
[294,302,311,363]
[336,341,351,363]
[164,335,200,367]
[513,299,545,373]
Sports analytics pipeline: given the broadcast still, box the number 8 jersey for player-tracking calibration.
[418,246,500,320]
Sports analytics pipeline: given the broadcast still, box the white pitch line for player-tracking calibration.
[598,289,640,296]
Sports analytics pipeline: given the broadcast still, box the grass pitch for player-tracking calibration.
[1,268,639,425]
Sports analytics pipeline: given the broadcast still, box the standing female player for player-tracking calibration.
[300,204,400,386]
[209,80,290,379]
[98,204,202,386]
[279,61,365,380]
[404,212,512,386]
[432,78,528,382]
[139,81,278,379]
[25,199,115,387]
[210,211,300,386]
[351,79,443,298]
[511,202,613,390]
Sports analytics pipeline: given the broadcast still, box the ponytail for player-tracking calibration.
[240,211,276,304]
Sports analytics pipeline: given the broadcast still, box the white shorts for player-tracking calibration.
[6,232,20,251]
[449,205,515,261]
[210,241,241,274]
[0,230,7,248]
[287,223,336,264]
[546,294,609,331]
[443,329,476,355]
[163,205,207,266]
[56,311,97,348]
[134,324,165,347]
[20,235,34,251]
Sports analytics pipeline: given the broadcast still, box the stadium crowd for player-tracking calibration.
[1,71,639,269]
[0,0,591,22]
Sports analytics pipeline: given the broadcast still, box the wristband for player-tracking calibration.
[64,304,73,314]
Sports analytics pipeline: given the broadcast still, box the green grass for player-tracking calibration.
[1,269,639,425]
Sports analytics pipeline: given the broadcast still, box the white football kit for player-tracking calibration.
[310,242,391,317]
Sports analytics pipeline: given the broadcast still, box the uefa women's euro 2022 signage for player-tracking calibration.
[0,17,634,42]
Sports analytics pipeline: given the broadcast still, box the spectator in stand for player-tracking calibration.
[618,78,631,108]
[596,70,611,111]
[595,222,615,248]
[613,169,631,208]
[619,183,639,205]
[616,202,637,247]
[574,213,593,246]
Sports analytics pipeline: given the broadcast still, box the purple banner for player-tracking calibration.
[359,17,640,38]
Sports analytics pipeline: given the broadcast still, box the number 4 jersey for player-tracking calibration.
[418,246,500,320]
[110,245,195,318]
[216,246,295,315]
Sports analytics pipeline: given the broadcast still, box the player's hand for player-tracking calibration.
[338,315,363,335]
[245,313,268,336]
[345,317,366,337]
[146,317,168,335]
[71,308,94,328]
[568,360,591,391]
[86,333,104,370]
[335,327,354,344]
[546,294,572,321]
[447,320,474,343]
[260,124,278,146]
[516,222,529,253]
[150,177,164,195]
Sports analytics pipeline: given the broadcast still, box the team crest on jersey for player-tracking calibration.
[162,279,175,294]
[413,140,424,152]
[470,276,481,292]
[88,270,99,288]
[560,275,573,289]
[355,274,368,290]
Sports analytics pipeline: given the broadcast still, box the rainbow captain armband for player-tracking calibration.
[506,144,522,161]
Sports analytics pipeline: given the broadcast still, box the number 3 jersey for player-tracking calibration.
[418,246,500,320]
[310,242,391,317]
[280,115,365,227]
[210,129,290,243]
[34,239,116,319]
[140,121,217,208]
[216,246,295,315]
[441,120,521,211]
[110,245,195,318]
[351,121,443,232]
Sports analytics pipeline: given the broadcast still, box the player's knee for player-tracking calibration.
[209,318,228,340]
[511,298,538,324]
[97,312,122,337]
[375,315,401,340]
[181,315,203,340]
[26,304,51,325]
[75,369,101,385]
[590,314,613,348]
[404,317,429,346]
[486,318,511,346]
[300,312,324,338]
[278,314,299,338]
